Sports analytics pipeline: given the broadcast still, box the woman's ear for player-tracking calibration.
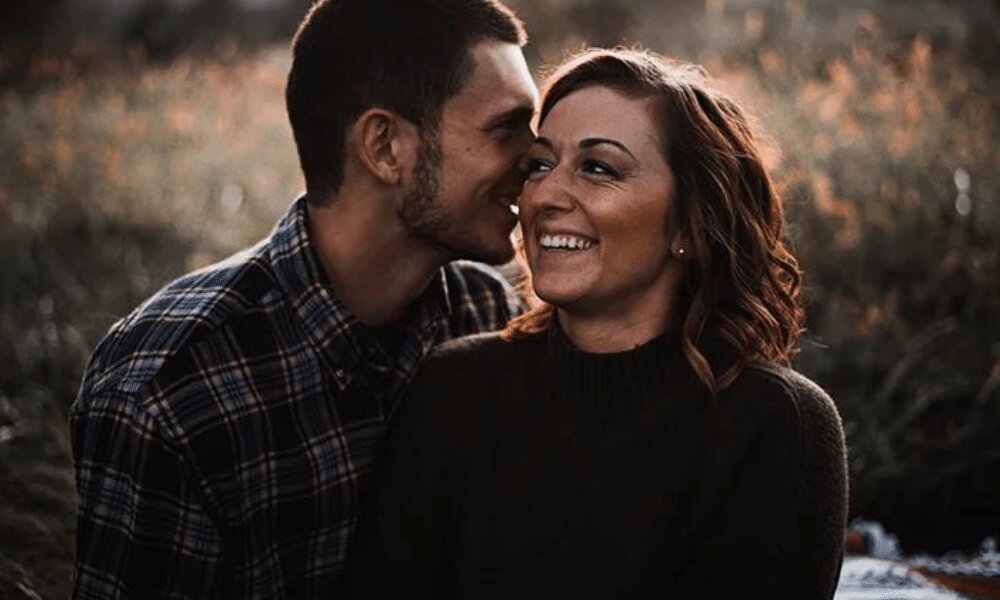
[351,108,419,186]
[670,231,692,260]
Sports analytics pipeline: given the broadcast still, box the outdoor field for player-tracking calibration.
[1,0,998,596]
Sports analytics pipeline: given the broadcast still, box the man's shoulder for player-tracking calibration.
[439,260,526,338]
[428,330,510,361]
[79,242,284,401]
[443,260,521,300]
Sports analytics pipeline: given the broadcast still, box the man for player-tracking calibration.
[70,1,538,597]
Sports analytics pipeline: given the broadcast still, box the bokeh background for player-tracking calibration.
[1,0,998,596]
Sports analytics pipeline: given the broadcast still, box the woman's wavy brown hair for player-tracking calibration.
[503,48,804,394]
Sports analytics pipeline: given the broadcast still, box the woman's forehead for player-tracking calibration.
[540,87,663,152]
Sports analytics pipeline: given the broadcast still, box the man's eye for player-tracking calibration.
[582,159,618,178]
[491,122,514,134]
[491,120,527,137]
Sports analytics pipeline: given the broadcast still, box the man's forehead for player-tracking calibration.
[451,41,538,114]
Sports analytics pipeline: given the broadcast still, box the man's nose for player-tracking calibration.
[509,123,535,163]
[498,161,530,194]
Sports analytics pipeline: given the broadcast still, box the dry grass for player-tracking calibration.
[0,46,302,598]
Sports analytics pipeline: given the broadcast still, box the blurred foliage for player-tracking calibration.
[1,0,998,596]
[0,46,302,597]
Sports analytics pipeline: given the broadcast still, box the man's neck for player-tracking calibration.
[306,188,450,326]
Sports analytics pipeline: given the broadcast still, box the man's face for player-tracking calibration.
[399,40,538,265]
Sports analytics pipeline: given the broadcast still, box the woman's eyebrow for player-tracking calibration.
[530,136,637,160]
[580,137,636,159]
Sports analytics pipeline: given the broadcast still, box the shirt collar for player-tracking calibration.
[268,196,452,391]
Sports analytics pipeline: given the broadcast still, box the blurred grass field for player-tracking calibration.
[2,0,999,597]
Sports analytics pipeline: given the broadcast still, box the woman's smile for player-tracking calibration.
[519,85,680,318]
[537,231,598,251]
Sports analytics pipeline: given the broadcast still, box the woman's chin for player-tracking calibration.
[532,279,591,310]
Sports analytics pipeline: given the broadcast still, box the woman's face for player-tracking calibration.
[520,85,680,317]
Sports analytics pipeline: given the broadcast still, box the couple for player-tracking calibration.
[70,0,848,598]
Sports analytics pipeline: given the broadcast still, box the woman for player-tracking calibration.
[346,48,848,599]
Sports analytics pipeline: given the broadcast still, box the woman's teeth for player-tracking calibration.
[539,234,595,250]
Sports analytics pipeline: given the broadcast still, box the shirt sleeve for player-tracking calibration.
[672,374,848,599]
[70,390,225,599]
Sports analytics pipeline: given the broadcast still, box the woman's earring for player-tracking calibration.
[677,247,686,257]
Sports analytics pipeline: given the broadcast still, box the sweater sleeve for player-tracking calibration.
[343,354,466,599]
[673,369,848,599]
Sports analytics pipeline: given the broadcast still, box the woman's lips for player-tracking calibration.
[537,232,598,250]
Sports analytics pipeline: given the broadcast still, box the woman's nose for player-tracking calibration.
[523,171,575,214]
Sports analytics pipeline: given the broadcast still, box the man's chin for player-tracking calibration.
[452,238,516,266]
[464,245,516,266]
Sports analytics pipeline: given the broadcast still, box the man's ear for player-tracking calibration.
[350,108,419,186]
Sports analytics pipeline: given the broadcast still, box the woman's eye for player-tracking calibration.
[582,159,618,178]
[522,157,552,178]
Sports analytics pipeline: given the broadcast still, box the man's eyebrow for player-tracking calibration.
[580,137,636,159]
[486,105,535,128]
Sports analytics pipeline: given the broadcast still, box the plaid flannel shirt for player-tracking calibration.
[70,196,524,599]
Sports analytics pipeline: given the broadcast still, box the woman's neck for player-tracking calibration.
[556,304,674,354]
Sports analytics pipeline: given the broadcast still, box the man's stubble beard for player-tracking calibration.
[398,133,513,265]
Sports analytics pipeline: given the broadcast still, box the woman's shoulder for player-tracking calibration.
[726,362,844,440]
[424,331,529,368]
[409,331,543,395]
[393,332,544,447]
[744,361,832,396]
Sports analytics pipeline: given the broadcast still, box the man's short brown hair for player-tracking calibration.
[286,0,527,197]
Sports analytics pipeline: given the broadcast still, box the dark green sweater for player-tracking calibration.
[345,327,848,599]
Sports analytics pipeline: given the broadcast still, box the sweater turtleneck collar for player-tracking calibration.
[544,322,687,423]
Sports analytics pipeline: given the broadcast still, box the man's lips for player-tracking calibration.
[493,194,519,214]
